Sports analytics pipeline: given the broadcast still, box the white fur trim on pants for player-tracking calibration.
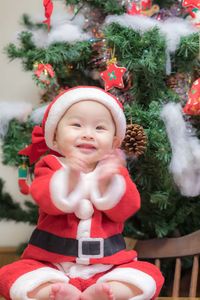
[10,267,69,300]
[97,267,156,300]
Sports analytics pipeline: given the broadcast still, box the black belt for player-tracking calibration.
[29,229,126,258]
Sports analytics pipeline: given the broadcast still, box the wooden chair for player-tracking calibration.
[0,247,19,268]
[125,230,200,298]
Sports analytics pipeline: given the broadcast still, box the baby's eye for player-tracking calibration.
[96,125,105,130]
[71,123,81,127]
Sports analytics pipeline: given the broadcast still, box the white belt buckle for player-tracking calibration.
[78,237,104,259]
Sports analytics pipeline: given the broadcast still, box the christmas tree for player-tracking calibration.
[1,0,200,242]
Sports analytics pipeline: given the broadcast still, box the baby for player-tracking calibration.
[0,86,164,300]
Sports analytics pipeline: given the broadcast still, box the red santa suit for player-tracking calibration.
[0,154,164,300]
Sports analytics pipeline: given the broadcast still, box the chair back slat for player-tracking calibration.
[189,255,199,297]
[172,258,181,297]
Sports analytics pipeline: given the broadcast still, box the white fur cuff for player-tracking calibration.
[97,267,156,300]
[91,174,126,210]
[10,267,69,300]
[50,166,83,213]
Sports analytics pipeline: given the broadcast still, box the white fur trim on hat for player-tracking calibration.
[44,86,126,151]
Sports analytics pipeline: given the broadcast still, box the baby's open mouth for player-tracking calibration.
[77,144,96,150]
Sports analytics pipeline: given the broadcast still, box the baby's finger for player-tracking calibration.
[98,166,120,180]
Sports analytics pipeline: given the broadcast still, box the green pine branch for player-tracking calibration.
[2,119,34,166]
[6,31,93,73]
[65,0,125,15]
[123,101,200,239]
[0,179,37,225]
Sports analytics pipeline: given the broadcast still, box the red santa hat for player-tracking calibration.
[19,86,126,164]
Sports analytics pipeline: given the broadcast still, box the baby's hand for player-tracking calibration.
[65,155,87,193]
[96,149,126,194]
[97,149,126,180]
[65,155,88,173]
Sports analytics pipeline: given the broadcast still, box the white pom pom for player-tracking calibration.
[75,199,94,220]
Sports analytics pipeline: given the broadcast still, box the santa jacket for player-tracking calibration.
[22,154,141,265]
[0,154,165,300]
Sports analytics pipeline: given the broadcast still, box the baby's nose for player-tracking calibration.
[82,128,94,139]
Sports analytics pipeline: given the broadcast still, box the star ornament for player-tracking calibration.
[100,63,127,91]
[182,0,200,9]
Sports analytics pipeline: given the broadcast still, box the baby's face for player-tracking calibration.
[54,100,120,170]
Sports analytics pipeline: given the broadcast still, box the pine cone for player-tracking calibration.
[166,73,190,89]
[165,75,177,88]
[121,124,147,157]
[165,72,191,105]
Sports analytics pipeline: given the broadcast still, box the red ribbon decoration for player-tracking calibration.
[43,0,54,31]
[34,63,55,85]
[19,126,49,164]
[35,63,55,78]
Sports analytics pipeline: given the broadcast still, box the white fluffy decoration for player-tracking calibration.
[105,14,197,74]
[105,14,197,52]
[161,102,200,197]
[0,102,32,139]
[50,10,86,28]
[31,10,91,48]
[30,104,48,124]
[159,18,197,53]
[47,23,91,45]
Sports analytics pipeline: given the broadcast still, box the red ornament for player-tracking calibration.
[127,3,142,15]
[100,63,127,91]
[141,0,152,10]
[18,163,30,195]
[183,78,200,115]
[43,0,54,31]
[182,0,200,9]
[34,63,55,85]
